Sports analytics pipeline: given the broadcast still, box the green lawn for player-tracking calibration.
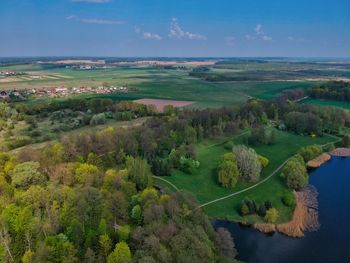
[154,129,336,223]
[301,98,350,110]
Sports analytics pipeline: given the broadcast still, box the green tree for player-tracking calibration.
[10,162,45,188]
[99,234,112,259]
[107,241,132,263]
[232,145,261,182]
[217,153,239,188]
[126,157,153,190]
[281,156,308,190]
[131,205,142,225]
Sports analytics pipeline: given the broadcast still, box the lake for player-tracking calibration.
[213,156,350,263]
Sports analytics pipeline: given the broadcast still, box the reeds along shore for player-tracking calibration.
[254,186,319,238]
[329,148,350,157]
[307,147,350,169]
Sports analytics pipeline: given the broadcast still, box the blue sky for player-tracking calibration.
[0,0,349,57]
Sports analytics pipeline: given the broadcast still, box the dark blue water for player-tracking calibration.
[213,157,350,263]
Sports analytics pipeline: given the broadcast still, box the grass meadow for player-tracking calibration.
[155,129,336,223]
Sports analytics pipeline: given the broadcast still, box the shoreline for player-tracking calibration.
[329,147,350,157]
[253,186,319,238]
[213,150,350,237]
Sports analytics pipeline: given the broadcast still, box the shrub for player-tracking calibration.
[282,192,296,207]
[239,202,250,216]
[257,204,267,217]
[179,156,200,174]
[265,208,279,223]
[341,134,350,147]
[90,113,107,126]
[258,155,269,168]
[298,145,322,162]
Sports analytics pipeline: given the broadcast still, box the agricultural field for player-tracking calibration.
[2,59,349,109]
[154,129,336,223]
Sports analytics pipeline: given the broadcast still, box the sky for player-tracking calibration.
[0,0,349,57]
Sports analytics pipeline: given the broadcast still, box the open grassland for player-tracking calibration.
[301,98,350,110]
[154,129,336,223]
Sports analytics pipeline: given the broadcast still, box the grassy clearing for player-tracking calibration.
[301,98,350,110]
[154,129,336,223]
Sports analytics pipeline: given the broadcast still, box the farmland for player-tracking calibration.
[2,59,349,109]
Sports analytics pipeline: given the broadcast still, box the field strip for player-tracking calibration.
[153,176,179,191]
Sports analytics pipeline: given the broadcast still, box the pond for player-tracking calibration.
[213,156,350,263]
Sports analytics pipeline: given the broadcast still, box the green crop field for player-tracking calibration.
[154,129,336,223]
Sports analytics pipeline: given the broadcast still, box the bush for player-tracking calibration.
[341,134,350,147]
[239,202,250,216]
[179,156,200,174]
[90,113,107,126]
[257,204,267,217]
[258,155,269,168]
[282,192,296,207]
[298,145,322,162]
[265,208,279,223]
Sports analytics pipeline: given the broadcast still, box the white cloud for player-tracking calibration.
[143,32,162,41]
[249,24,273,41]
[134,26,162,41]
[169,18,207,40]
[72,0,112,3]
[66,15,123,25]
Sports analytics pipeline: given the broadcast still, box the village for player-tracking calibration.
[0,85,130,100]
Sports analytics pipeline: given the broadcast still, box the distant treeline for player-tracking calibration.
[308,81,350,102]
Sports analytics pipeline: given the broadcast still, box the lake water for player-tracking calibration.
[213,156,350,263]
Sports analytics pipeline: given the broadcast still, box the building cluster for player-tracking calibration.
[0,71,27,77]
[0,85,129,100]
